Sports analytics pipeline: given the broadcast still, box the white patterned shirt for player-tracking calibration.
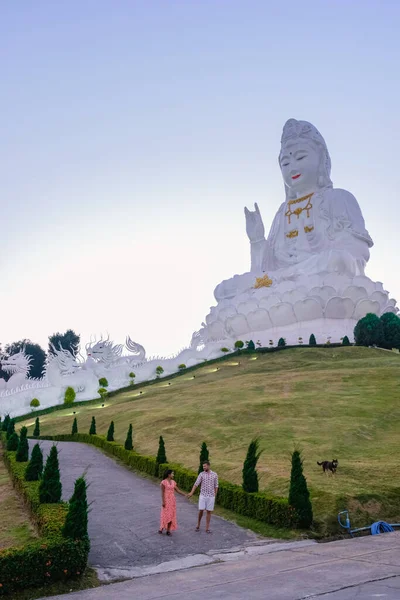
[194,470,219,497]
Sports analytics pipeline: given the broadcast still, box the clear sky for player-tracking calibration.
[1,0,399,356]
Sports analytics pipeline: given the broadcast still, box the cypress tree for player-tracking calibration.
[89,416,96,435]
[16,426,29,462]
[1,415,10,432]
[25,443,44,481]
[72,417,78,435]
[342,335,350,346]
[106,421,115,442]
[39,445,62,503]
[124,424,133,451]
[198,442,209,474]
[289,450,313,528]
[156,436,167,465]
[278,337,286,348]
[62,476,89,542]
[242,438,262,493]
[309,333,317,346]
[7,432,19,451]
[33,417,40,438]
[6,418,15,440]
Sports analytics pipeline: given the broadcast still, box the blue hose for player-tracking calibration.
[371,521,395,535]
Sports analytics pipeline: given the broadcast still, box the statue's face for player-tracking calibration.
[279,141,320,194]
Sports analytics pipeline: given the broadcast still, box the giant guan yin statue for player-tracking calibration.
[196,119,398,345]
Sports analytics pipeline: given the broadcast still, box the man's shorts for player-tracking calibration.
[199,494,215,511]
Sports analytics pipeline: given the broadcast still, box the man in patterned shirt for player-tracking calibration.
[188,461,218,533]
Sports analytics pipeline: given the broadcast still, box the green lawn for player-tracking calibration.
[20,347,400,535]
[0,449,38,549]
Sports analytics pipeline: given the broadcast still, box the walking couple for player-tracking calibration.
[158,461,218,536]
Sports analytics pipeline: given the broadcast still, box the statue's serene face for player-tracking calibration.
[279,141,320,195]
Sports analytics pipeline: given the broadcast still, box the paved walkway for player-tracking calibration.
[34,440,262,576]
[41,532,400,599]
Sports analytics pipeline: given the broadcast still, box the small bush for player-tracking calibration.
[72,417,78,435]
[39,445,62,503]
[64,386,76,405]
[242,438,262,493]
[342,335,350,346]
[125,424,133,451]
[155,366,164,378]
[129,372,136,379]
[62,476,89,542]
[16,426,29,462]
[7,431,19,451]
[246,340,256,351]
[98,387,108,400]
[289,450,313,528]
[89,417,96,435]
[220,347,229,353]
[278,338,286,348]
[25,442,44,481]
[6,418,15,440]
[107,421,115,442]
[98,377,109,388]
[33,416,40,438]
[198,441,209,474]
[234,340,244,350]
[178,363,186,370]
[30,398,40,408]
[1,414,10,432]
[156,435,167,465]
[309,334,316,346]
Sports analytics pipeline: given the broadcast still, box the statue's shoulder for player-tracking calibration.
[326,187,358,203]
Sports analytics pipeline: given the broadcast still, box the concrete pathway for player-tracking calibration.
[34,440,266,578]
[41,532,400,599]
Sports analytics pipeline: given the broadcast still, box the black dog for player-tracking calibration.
[317,459,338,474]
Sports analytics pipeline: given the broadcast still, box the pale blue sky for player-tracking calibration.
[1,1,399,355]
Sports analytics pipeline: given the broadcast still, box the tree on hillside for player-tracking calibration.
[309,334,317,346]
[5,340,46,379]
[25,443,44,481]
[33,417,40,438]
[198,442,209,474]
[380,313,400,350]
[342,335,351,346]
[124,424,133,451]
[289,450,313,528]
[72,417,78,435]
[242,438,262,493]
[354,313,384,347]
[106,421,115,442]
[48,330,80,357]
[16,426,29,462]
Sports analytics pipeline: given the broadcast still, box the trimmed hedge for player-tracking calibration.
[34,434,297,528]
[0,434,89,596]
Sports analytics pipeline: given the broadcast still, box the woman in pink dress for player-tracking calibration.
[158,469,187,536]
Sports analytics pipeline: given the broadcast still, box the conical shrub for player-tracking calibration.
[198,441,209,474]
[89,417,96,435]
[25,443,44,481]
[7,432,19,451]
[62,476,89,542]
[342,335,350,346]
[242,438,262,493]
[289,450,313,528]
[6,418,15,440]
[1,415,10,432]
[72,417,78,435]
[33,417,40,438]
[16,426,29,462]
[106,421,115,442]
[309,333,317,346]
[39,445,62,503]
[124,424,133,451]
[156,436,167,465]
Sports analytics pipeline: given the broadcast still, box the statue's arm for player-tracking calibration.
[332,189,373,247]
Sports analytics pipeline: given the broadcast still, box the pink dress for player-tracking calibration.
[160,479,177,531]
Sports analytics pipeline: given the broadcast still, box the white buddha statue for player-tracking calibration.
[198,119,397,345]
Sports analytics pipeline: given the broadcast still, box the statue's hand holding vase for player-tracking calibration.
[245,203,265,243]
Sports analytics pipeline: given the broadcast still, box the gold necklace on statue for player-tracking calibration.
[285,192,314,238]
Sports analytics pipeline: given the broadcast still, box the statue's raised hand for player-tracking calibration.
[245,203,265,243]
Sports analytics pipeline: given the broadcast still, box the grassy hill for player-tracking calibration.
[20,347,400,535]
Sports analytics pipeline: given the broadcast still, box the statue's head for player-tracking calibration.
[279,119,333,199]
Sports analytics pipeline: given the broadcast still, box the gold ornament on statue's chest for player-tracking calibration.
[254,274,273,289]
